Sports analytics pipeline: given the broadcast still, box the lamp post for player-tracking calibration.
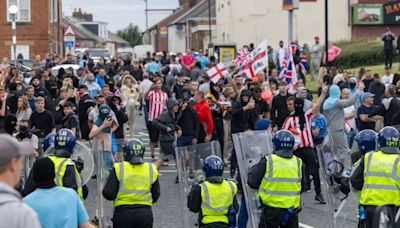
[8,4,18,72]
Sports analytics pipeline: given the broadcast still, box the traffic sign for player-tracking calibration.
[64,25,76,36]
[64,41,74,48]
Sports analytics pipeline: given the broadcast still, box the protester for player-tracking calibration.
[24,157,94,228]
[324,43,342,67]
[381,27,396,68]
[0,134,40,228]
[310,36,323,80]
[120,75,139,136]
[323,84,363,165]
[145,77,168,160]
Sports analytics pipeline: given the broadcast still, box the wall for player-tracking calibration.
[168,25,187,53]
[216,0,352,48]
[0,0,62,59]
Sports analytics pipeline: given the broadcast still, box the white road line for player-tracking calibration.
[299,223,315,228]
[139,132,149,136]
[158,170,231,174]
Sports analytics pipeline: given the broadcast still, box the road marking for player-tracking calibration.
[299,223,315,228]
[139,132,149,136]
[158,169,231,174]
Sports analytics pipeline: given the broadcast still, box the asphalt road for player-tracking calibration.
[83,112,359,228]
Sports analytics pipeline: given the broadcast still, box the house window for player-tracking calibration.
[51,0,58,22]
[7,0,31,22]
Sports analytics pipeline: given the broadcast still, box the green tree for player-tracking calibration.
[117,23,142,46]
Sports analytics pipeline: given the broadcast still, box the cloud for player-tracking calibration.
[63,0,179,31]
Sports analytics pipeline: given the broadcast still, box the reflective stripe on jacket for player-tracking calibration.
[114,161,158,207]
[259,154,302,208]
[200,180,237,224]
[360,151,400,206]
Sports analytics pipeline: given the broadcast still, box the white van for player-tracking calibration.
[75,48,111,64]
[133,45,154,60]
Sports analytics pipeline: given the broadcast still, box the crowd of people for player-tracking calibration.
[0,35,400,227]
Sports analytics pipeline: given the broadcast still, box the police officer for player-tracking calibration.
[102,138,160,228]
[187,155,238,228]
[248,130,302,228]
[350,126,400,228]
[24,128,86,199]
[351,130,377,164]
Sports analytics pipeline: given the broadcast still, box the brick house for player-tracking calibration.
[0,0,63,60]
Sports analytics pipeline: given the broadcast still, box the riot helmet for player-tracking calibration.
[355,130,377,154]
[203,155,224,182]
[377,126,400,154]
[272,130,295,157]
[54,128,77,157]
[123,138,145,164]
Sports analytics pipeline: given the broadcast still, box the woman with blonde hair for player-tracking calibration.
[121,75,139,137]
[16,96,32,122]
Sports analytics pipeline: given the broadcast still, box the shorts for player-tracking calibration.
[148,121,160,143]
[159,141,175,160]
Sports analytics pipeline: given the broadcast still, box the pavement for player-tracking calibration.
[83,112,359,228]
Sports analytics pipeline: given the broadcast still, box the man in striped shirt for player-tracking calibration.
[145,77,168,159]
[282,84,328,204]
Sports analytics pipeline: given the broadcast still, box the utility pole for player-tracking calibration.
[288,10,293,44]
[143,0,175,46]
[208,0,212,43]
[325,0,329,69]
[145,0,149,44]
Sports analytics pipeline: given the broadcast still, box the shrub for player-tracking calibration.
[334,39,398,69]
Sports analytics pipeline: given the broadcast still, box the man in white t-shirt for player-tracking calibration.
[381,66,394,88]
[139,73,153,121]
[341,88,357,148]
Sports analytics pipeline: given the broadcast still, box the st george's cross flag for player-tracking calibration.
[207,63,228,83]
[240,40,269,80]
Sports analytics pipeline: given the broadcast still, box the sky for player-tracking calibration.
[62,0,179,32]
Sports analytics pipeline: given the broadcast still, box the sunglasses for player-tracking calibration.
[254,90,262,93]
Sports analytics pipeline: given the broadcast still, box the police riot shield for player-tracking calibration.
[93,140,114,228]
[232,130,274,228]
[373,205,399,228]
[21,154,35,188]
[316,134,352,228]
[175,140,222,228]
[45,140,95,185]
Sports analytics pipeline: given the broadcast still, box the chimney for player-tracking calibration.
[72,8,93,22]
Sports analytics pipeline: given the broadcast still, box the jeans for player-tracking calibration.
[212,118,224,154]
[346,129,357,150]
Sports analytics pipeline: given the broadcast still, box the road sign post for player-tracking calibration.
[64,25,76,56]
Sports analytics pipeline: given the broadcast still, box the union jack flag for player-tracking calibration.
[233,47,250,68]
[279,47,298,94]
[300,53,307,75]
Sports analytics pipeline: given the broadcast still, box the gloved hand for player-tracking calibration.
[74,157,84,173]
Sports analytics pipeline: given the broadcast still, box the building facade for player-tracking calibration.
[0,0,63,59]
[216,0,352,48]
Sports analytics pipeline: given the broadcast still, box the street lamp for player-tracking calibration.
[8,4,18,72]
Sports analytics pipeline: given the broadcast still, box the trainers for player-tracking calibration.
[301,185,311,193]
[315,193,326,204]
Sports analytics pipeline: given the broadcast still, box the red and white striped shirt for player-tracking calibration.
[148,90,168,122]
[282,109,314,150]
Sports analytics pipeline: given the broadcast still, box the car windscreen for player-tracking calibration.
[85,50,110,58]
